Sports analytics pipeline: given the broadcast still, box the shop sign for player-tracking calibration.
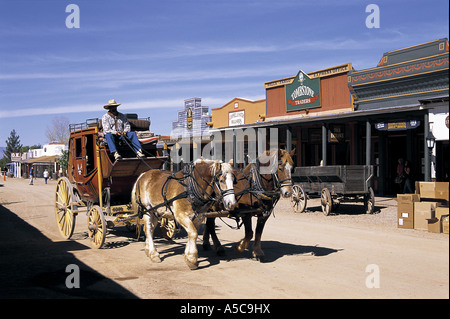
[329,126,345,143]
[285,70,321,112]
[229,110,245,126]
[375,120,421,131]
[186,107,193,129]
[11,153,21,162]
[309,63,352,79]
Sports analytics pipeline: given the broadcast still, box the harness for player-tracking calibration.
[135,162,231,220]
[228,160,293,220]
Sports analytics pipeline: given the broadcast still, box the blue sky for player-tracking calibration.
[0,0,448,147]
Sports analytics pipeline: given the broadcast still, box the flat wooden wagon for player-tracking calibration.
[290,165,375,215]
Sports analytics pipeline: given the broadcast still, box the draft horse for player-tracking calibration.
[131,159,236,269]
[203,149,294,261]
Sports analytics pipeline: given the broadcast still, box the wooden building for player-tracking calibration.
[208,97,266,129]
[348,38,449,193]
[208,39,449,195]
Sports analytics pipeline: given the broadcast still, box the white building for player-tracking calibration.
[8,142,68,178]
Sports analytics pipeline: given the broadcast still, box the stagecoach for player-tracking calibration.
[289,165,375,215]
[54,116,172,249]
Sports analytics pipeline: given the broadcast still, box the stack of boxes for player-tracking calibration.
[397,182,449,234]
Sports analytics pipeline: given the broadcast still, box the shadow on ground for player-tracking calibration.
[0,205,138,299]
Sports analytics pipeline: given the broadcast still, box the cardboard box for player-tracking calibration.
[435,182,449,201]
[427,218,441,233]
[398,213,413,229]
[435,206,449,220]
[397,193,420,205]
[442,215,449,234]
[417,182,449,201]
[414,202,438,231]
[397,194,420,229]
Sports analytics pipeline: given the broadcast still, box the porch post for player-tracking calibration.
[366,120,371,166]
[424,113,430,181]
[322,124,327,166]
[232,130,237,168]
[286,126,292,153]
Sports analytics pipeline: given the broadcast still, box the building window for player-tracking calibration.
[234,102,238,109]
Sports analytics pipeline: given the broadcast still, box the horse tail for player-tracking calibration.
[131,172,146,216]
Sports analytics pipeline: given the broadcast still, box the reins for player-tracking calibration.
[120,133,169,169]
[135,161,231,220]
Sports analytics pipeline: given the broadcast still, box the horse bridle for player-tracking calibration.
[185,162,234,207]
[273,160,293,190]
[252,159,293,194]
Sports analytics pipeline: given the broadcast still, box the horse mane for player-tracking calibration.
[220,162,233,175]
[279,149,294,167]
[193,158,232,175]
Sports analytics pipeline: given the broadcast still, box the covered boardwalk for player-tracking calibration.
[21,155,61,179]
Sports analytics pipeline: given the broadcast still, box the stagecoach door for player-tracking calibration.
[72,134,96,178]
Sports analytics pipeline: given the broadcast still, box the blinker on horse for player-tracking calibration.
[131,159,236,269]
[203,149,294,261]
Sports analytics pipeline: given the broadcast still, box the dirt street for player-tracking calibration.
[0,177,448,299]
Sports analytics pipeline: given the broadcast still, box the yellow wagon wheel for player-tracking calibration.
[87,205,107,249]
[55,177,76,239]
[159,218,177,240]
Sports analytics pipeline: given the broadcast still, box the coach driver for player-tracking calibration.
[102,99,145,161]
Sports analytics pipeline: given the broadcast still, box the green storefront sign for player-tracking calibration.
[285,70,321,111]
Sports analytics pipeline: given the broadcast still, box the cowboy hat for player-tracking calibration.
[104,99,121,109]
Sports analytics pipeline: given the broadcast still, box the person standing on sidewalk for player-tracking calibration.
[29,167,34,185]
[43,169,49,184]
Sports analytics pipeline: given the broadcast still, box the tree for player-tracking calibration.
[58,149,69,173]
[4,129,23,162]
[46,116,70,144]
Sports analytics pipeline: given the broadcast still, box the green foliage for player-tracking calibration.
[4,129,23,162]
[58,149,69,172]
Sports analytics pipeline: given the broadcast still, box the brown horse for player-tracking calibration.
[203,149,294,260]
[131,159,236,269]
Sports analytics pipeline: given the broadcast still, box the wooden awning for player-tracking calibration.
[21,155,60,164]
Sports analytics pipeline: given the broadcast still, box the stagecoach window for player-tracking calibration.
[85,136,95,175]
[75,138,82,158]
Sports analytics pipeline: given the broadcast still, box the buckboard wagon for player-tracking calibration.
[290,165,375,215]
[55,117,172,249]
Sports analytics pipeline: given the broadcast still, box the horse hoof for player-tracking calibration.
[202,243,211,251]
[146,249,161,263]
[151,255,162,263]
[252,252,265,262]
[234,243,245,254]
[186,260,198,270]
[185,256,198,270]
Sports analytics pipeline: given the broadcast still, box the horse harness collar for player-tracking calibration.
[230,161,292,219]
[135,163,229,219]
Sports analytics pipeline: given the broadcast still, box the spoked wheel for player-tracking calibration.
[290,185,307,213]
[364,187,375,214]
[321,188,332,216]
[55,177,76,239]
[87,205,107,249]
[159,218,177,240]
